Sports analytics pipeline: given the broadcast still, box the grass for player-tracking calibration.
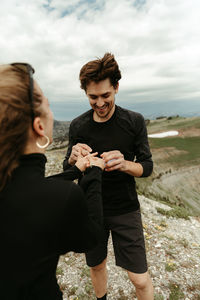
[56,267,64,276]
[84,281,94,294]
[168,283,184,299]
[117,287,130,299]
[161,235,174,241]
[79,266,95,299]
[147,116,200,166]
[149,136,200,165]
[81,266,91,278]
[68,286,78,296]
[165,261,177,272]
[156,206,190,220]
[136,117,200,215]
[178,238,189,248]
[154,294,164,300]
[159,220,167,227]
[148,116,200,133]
[166,249,177,259]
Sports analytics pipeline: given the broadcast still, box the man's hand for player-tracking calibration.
[101,150,143,176]
[68,143,92,165]
[101,150,126,172]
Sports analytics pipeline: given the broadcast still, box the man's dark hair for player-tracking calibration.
[79,52,121,91]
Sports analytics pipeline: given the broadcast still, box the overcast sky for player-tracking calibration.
[0,0,199,120]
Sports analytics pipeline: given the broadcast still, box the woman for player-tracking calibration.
[0,63,104,300]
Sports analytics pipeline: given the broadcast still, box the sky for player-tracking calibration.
[0,0,200,120]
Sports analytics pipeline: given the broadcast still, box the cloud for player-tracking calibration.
[0,0,199,119]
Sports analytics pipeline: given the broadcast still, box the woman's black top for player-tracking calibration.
[0,153,103,300]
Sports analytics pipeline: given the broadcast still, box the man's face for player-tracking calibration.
[86,78,118,122]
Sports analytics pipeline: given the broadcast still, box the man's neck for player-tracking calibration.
[93,105,116,123]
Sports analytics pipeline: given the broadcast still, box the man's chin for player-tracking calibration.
[96,111,108,119]
[93,105,115,120]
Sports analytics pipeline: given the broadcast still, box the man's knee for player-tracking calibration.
[90,258,107,272]
[128,271,150,290]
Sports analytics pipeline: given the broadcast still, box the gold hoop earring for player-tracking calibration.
[36,135,50,149]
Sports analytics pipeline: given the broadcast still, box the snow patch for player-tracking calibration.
[148,130,179,138]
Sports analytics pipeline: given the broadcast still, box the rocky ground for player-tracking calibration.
[46,149,200,300]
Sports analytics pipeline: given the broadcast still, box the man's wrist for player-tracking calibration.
[120,160,143,177]
[120,160,128,172]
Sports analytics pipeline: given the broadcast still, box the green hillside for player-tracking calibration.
[150,136,200,165]
[136,116,200,216]
[147,116,200,132]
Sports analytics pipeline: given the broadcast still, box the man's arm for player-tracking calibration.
[133,113,153,177]
[101,114,153,177]
[122,161,144,177]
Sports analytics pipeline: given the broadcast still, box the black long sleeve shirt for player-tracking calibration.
[0,153,103,300]
[63,105,153,216]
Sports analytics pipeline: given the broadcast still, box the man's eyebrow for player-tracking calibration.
[88,91,111,97]
[88,93,97,97]
[89,92,110,95]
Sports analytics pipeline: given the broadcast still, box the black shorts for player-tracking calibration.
[85,210,147,274]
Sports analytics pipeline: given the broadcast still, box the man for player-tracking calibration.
[63,53,154,300]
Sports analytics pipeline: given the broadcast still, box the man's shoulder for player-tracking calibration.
[70,109,92,129]
[117,105,145,123]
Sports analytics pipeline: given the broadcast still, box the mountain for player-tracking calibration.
[48,120,71,150]
[136,116,200,216]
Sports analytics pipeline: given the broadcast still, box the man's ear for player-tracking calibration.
[33,117,45,137]
[115,82,119,94]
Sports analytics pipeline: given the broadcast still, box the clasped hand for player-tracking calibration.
[75,153,105,172]
[70,143,125,172]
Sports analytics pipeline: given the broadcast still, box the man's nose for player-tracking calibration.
[96,97,105,107]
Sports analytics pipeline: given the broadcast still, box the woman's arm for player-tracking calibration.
[59,159,104,254]
[47,165,82,181]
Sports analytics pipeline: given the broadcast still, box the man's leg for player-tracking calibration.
[90,258,107,299]
[127,271,154,300]
[85,223,109,299]
[110,210,154,299]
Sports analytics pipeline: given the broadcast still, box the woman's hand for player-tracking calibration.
[88,156,105,170]
[75,152,99,172]
[75,156,90,172]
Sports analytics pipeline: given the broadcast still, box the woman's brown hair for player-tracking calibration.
[79,52,121,91]
[0,64,42,191]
